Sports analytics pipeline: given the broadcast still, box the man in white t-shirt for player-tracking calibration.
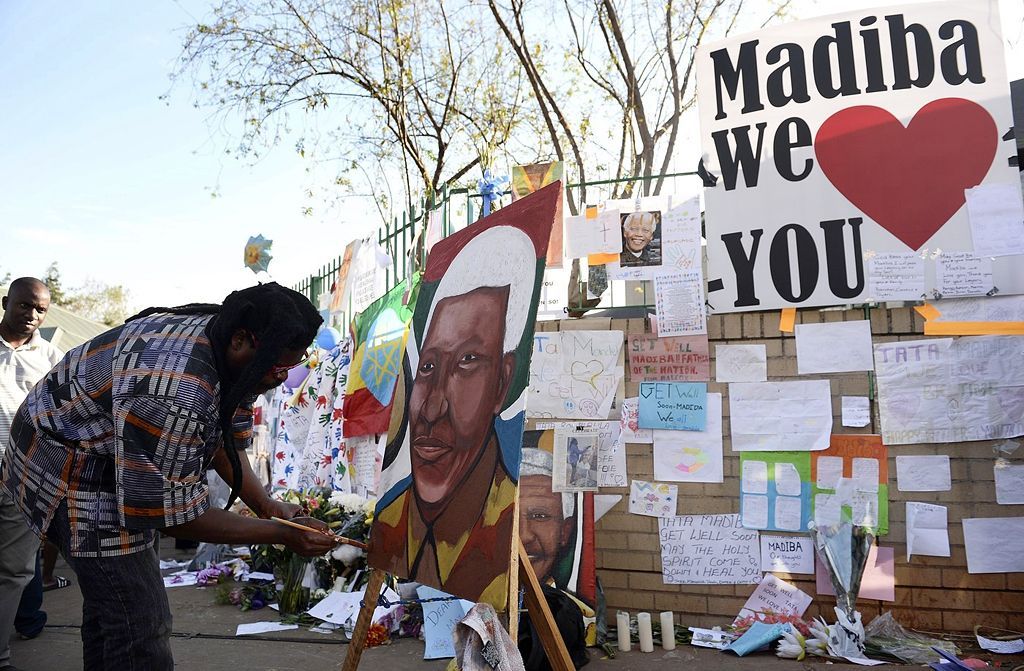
[0,277,61,670]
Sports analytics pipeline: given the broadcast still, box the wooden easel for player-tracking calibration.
[341,540,574,671]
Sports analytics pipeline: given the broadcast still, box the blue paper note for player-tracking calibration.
[638,382,707,431]
[417,585,474,660]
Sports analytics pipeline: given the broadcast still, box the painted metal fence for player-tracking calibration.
[293,171,703,311]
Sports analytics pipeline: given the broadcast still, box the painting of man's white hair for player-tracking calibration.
[423,226,536,354]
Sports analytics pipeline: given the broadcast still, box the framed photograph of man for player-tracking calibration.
[368,181,562,608]
[618,211,662,268]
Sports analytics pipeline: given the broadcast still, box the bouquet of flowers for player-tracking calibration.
[251,488,376,613]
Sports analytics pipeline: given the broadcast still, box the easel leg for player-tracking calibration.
[340,568,387,671]
[517,541,574,671]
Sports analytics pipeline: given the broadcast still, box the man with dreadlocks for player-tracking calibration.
[0,283,337,670]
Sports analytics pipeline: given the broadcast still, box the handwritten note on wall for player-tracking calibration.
[715,344,767,383]
[638,382,707,431]
[654,393,724,484]
[527,330,624,420]
[729,380,832,451]
[659,514,760,585]
[874,337,1024,445]
[628,333,710,382]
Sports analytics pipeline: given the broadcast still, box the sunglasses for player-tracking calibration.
[249,335,314,375]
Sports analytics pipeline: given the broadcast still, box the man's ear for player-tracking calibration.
[1,296,7,311]
[230,328,251,351]
[494,351,516,413]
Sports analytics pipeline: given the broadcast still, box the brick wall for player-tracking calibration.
[538,307,1024,633]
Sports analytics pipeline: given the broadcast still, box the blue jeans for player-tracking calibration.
[15,552,46,638]
[47,503,174,671]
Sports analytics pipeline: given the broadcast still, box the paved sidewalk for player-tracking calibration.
[9,541,1019,670]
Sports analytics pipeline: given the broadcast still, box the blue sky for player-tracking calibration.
[1,1,1021,311]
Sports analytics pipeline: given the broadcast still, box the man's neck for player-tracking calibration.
[0,323,33,349]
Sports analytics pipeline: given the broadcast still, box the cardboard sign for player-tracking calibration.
[697,1,1024,311]
[627,334,710,382]
[639,382,708,431]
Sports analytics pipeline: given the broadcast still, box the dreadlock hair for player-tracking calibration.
[127,283,322,510]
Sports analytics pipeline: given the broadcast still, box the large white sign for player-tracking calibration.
[697,0,1024,312]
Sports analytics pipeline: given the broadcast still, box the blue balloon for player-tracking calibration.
[315,326,342,350]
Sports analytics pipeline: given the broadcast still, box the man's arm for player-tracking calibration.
[163,508,335,557]
[212,447,298,519]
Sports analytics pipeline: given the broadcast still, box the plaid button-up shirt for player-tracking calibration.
[1,313,252,557]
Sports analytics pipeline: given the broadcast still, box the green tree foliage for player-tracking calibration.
[43,261,67,305]
[64,280,131,327]
[172,0,531,209]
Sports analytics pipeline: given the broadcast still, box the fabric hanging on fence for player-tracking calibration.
[511,160,565,268]
[343,274,421,438]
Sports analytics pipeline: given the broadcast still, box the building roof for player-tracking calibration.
[1,285,112,350]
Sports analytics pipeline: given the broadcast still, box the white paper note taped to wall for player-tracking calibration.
[895,456,951,492]
[965,182,1024,258]
[995,462,1024,504]
[906,502,950,561]
[963,517,1024,574]
[795,321,873,374]
[715,344,767,383]
[841,396,870,428]
[729,380,832,451]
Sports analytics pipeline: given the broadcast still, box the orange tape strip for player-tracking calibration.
[924,321,1024,336]
[779,308,796,333]
[914,303,941,320]
[588,252,618,265]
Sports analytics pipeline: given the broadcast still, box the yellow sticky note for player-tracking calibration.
[779,308,796,333]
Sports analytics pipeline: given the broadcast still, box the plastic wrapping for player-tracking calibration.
[864,611,960,664]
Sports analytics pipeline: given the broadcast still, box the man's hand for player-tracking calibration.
[261,499,303,520]
[280,517,337,557]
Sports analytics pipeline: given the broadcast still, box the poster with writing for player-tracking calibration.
[936,252,993,297]
[654,271,707,336]
[638,382,707,431]
[759,535,814,574]
[653,393,723,484]
[841,396,870,428]
[564,208,622,260]
[729,380,833,451]
[868,253,926,301]
[417,586,474,659]
[963,517,1024,574]
[811,434,889,535]
[735,574,813,622]
[659,514,761,585]
[895,455,951,492]
[619,397,653,444]
[608,197,701,280]
[715,344,767,383]
[349,240,391,315]
[965,182,1024,257]
[527,330,624,420]
[629,480,678,518]
[874,337,1024,445]
[536,267,570,321]
[740,452,811,532]
[697,1,1024,312]
[628,333,710,382]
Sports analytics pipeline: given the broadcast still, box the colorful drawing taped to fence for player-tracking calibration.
[511,161,565,268]
[342,274,419,438]
[526,330,624,420]
[368,181,560,607]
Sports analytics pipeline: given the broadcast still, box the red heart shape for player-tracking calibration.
[815,98,997,251]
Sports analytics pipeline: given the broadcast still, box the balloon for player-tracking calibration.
[284,365,310,390]
[315,326,342,350]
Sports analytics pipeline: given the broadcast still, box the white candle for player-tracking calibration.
[637,612,654,653]
[616,611,631,652]
[660,611,675,650]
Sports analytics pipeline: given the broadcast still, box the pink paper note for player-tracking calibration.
[815,545,895,602]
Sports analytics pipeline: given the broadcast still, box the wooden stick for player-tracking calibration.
[341,568,387,671]
[270,517,368,550]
